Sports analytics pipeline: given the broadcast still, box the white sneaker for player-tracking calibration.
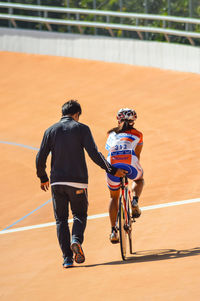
[110,230,119,244]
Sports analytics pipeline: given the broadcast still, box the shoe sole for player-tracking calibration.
[110,239,119,244]
[63,263,74,269]
[71,243,85,264]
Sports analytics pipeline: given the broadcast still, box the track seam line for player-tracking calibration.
[0,198,199,235]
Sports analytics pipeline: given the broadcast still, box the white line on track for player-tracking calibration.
[0,198,199,235]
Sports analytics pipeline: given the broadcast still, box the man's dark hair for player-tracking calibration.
[62,100,82,116]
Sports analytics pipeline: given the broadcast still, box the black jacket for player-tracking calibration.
[36,116,117,184]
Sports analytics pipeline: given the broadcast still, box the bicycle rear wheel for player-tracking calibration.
[119,196,127,260]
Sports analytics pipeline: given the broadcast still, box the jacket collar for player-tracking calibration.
[60,115,73,122]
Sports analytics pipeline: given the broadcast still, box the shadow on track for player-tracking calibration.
[83,247,200,268]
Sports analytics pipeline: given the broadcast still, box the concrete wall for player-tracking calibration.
[0,27,200,73]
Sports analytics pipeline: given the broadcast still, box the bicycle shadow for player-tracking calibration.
[83,246,200,268]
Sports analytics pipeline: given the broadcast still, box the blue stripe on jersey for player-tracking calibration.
[118,134,136,141]
[105,143,110,150]
[107,163,138,180]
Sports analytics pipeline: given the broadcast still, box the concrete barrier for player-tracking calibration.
[0,28,199,73]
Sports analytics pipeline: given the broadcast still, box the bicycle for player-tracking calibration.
[117,176,136,260]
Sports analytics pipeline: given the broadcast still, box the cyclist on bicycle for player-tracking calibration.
[106,108,144,243]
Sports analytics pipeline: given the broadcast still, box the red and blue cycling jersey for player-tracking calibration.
[105,129,143,190]
[106,129,143,165]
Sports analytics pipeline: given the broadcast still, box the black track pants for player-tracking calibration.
[51,185,88,260]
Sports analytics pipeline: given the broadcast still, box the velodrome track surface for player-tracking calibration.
[0,51,200,300]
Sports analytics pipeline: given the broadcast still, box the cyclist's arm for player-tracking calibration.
[135,143,143,160]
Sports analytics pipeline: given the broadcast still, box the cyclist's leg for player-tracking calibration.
[109,189,120,228]
[131,177,144,218]
[107,172,121,225]
[125,158,144,218]
[109,189,120,243]
[107,172,121,243]
[132,176,144,198]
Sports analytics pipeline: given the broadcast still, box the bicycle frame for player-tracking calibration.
[120,177,129,229]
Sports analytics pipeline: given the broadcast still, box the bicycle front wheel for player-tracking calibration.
[119,196,127,261]
[127,196,133,254]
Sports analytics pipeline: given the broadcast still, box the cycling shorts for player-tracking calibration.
[107,161,143,191]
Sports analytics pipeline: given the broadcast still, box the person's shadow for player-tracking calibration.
[82,246,200,268]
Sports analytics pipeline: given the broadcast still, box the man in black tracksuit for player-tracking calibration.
[36,100,127,268]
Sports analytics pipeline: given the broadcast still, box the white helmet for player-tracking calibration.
[117,108,137,123]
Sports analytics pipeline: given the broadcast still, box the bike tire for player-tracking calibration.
[119,195,127,261]
[125,187,133,255]
[128,207,133,254]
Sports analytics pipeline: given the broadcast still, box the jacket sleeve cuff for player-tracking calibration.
[107,165,118,176]
[40,175,49,183]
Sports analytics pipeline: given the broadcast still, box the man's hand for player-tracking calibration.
[40,181,50,191]
[114,168,128,178]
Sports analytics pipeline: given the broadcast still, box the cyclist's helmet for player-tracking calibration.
[117,108,137,123]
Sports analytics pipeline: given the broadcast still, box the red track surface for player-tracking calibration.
[0,52,199,300]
